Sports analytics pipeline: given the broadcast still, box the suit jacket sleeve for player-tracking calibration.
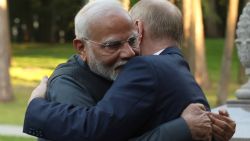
[23,57,158,141]
[47,75,96,106]
[44,74,192,141]
[38,76,96,141]
[130,118,192,141]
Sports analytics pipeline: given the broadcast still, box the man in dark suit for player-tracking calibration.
[24,0,235,141]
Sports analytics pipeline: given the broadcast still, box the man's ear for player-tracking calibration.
[135,20,143,43]
[73,39,87,61]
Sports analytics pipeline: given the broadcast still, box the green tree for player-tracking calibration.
[203,0,222,37]
[9,0,84,42]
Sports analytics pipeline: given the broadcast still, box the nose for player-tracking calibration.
[119,42,136,60]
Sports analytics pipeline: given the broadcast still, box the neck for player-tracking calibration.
[140,37,179,55]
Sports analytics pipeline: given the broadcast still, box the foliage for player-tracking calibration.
[202,0,222,25]
[130,0,138,7]
[8,0,246,42]
[8,0,85,42]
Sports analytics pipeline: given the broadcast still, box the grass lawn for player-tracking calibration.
[0,39,240,126]
[205,39,240,106]
[0,136,35,141]
[0,43,75,125]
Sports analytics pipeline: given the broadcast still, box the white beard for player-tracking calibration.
[87,49,127,81]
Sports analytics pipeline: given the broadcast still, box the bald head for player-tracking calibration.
[130,0,183,43]
[74,0,131,39]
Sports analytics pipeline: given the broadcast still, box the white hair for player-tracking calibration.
[74,0,124,39]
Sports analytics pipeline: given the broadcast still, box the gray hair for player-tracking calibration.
[129,0,183,43]
[74,0,124,39]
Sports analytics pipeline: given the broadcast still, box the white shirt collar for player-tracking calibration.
[153,49,165,55]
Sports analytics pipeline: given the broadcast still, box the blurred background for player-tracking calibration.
[0,0,249,140]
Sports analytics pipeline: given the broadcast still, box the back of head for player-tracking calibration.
[74,0,126,39]
[130,0,183,43]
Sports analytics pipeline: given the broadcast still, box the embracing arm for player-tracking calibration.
[131,103,214,141]
[38,76,97,141]
[130,117,192,141]
[24,57,157,141]
[27,76,192,141]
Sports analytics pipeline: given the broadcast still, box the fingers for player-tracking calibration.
[212,125,225,141]
[209,112,236,129]
[28,76,49,104]
[201,113,213,131]
[212,123,231,141]
[181,103,214,140]
[188,112,212,140]
[181,103,206,119]
[211,121,224,135]
[192,103,206,111]
[41,76,49,84]
[218,108,229,117]
[36,76,49,92]
[210,114,231,131]
[42,76,49,81]
[209,113,236,141]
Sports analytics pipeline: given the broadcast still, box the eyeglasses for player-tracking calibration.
[82,34,140,50]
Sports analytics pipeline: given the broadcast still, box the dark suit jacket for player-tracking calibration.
[46,55,113,106]
[24,47,208,141]
[38,55,113,141]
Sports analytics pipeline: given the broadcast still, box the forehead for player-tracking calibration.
[88,8,136,41]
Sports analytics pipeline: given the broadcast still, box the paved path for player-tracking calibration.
[0,124,33,138]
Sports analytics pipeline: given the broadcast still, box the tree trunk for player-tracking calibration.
[120,0,130,11]
[217,0,239,105]
[0,0,13,102]
[182,0,194,72]
[192,0,210,89]
[182,0,195,73]
[183,0,192,45]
